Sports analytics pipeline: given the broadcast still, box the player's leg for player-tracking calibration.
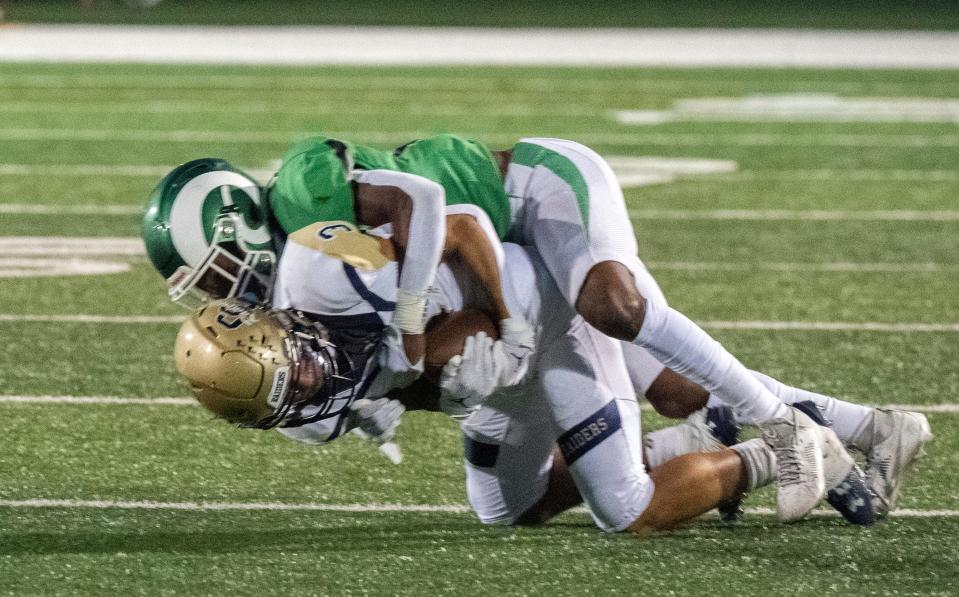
[509,140,788,428]
[631,449,749,534]
[625,343,875,523]
[460,385,562,526]
[628,339,875,448]
[514,447,583,525]
[534,322,776,532]
[708,368,930,516]
[621,341,708,418]
[508,138,838,521]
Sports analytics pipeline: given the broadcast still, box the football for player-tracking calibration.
[424,309,499,381]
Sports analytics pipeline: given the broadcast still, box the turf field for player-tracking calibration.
[6,0,959,30]
[1,62,958,595]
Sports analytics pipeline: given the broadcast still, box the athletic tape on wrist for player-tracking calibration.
[394,288,428,334]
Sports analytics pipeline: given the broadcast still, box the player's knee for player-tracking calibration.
[585,293,645,340]
[645,370,710,419]
[576,263,646,340]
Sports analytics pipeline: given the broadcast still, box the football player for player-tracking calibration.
[263,135,931,519]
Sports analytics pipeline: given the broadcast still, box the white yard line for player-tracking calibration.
[0,237,145,256]
[2,313,957,331]
[0,498,472,513]
[629,209,959,221]
[881,404,959,413]
[0,99,599,118]
[0,258,131,278]
[719,170,959,182]
[2,26,959,68]
[0,163,169,177]
[0,314,182,324]
[701,321,959,332]
[0,203,142,215]
[0,498,954,518]
[4,395,959,413]
[647,261,959,273]
[3,129,959,147]
[613,95,959,125]
[0,73,938,95]
[0,396,195,406]
[739,507,959,518]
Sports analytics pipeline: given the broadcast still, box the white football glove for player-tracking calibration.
[348,397,405,464]
[498,317,535,386]
[438,331,510,418]
[364,324,424,398]
[348,397,405,443]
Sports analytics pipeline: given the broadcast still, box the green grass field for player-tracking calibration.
[1,62,958,595]
[8,0,959,30]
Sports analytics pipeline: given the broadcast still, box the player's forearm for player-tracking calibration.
[354,170,446,335]
[445,215,511,321]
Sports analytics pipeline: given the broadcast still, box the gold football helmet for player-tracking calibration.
[175,298,363,429]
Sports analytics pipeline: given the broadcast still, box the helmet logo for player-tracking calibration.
[216,301,258,329]
[318,223,352,239]
[168,171,271,268]
[288,221,390,272]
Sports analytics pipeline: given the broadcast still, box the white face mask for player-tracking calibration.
[166,213,275,309]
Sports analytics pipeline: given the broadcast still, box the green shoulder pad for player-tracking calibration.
[269,137,356,233]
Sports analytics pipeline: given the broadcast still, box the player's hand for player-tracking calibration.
[348,398,405,465]
[498,317,535,385]
[438,332,503,418]
[371,324,425,394]
[348,397,405,444]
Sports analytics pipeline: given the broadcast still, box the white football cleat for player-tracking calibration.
[760,407,826,522]
[819,426,855,491]
[791,400,874,525]
[865,409,933,517]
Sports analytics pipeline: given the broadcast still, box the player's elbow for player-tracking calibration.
[445,214,479,242]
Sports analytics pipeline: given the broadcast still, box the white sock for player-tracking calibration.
[731,438,777,491]
[643,422,723,469]
[746,371,873,444]
[634,299,789,424]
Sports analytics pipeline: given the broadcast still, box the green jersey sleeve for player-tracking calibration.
[268,137,357,234]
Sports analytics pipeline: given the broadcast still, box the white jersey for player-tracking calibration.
[272,212,574,378]
[271,210,653,532]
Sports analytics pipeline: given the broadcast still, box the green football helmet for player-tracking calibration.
[142,158,277,308]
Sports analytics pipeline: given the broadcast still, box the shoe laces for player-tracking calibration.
[774,445,804,487]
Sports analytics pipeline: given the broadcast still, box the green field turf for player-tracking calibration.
[7,0,959,30]
[0,63,958,595]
